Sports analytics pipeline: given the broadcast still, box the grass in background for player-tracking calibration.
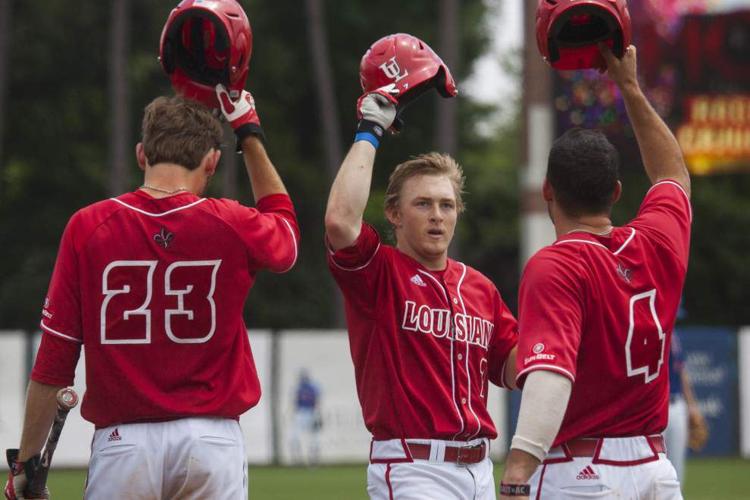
[48,459,749,499]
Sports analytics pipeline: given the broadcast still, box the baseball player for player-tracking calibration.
[664,331,709,483]
[499,45,690,500]
[4,88,298,500]
[324,60,519,500]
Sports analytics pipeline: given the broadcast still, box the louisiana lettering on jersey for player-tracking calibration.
[401,300,493,349]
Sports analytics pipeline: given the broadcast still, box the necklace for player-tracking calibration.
[566,226,613,236]
[140,184,189,195]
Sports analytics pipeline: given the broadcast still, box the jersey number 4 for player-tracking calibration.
[625,289,666,383]
[100,260,222,345]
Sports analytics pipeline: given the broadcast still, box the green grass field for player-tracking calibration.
[48,459,748,499]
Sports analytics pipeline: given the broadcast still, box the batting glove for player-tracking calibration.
[355,87,398,148]
[215,84,265,147]
[4,450,48,500]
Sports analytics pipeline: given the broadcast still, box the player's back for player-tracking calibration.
[43,190,298,427]
[518,181,691,445]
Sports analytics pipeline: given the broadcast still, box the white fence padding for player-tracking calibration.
[239,330,273,464]
[278,330,369,464]
[0,332,25,454]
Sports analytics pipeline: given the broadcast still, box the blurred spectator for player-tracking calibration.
[289,369,322,466]
[665,327,709,483]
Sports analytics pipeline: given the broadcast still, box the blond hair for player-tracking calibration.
[141,96,223,170]
[384,152,466,213]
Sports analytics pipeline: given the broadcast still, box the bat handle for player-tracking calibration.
[24,388,79,498]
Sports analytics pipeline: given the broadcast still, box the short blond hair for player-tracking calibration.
[384,152,466,213]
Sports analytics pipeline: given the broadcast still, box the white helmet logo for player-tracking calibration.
[379,57,409,82]
[533,343,545,354]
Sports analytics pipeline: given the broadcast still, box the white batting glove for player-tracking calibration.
[355,87,398,147]
[215,84,265,146]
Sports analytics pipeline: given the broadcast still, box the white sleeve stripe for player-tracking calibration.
[647,180,693,222]
[329,243,381,272]
[276,218,299,273]
[516,364,575,384]
[613,228,636,255]
[40,321,82,344]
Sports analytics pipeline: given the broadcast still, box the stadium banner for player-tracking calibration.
[553,0,750,175]
[739,326,750,458]
[0,331,26,458]
[27,330,273,467]
[680,327,739,457]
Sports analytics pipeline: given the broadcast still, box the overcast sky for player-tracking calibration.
[463,0,523,123]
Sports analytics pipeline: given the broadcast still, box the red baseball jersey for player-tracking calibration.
[328,224,518,441]
[516,181,692,446]
[32,190,299,428]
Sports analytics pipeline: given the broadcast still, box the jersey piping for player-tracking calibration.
[614,228,637,255]
[40,320,83,344]
[647,180,692,221]
[110,197,207,216]
[278,218,299,273]
[329,242,382,272]
[416,268,465,438]
[516,364,575,384]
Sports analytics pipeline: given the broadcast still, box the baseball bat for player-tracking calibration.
[24,387,79,498]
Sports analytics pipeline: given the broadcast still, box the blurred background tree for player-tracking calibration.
[0,0,746,332]
[0,0,522,331]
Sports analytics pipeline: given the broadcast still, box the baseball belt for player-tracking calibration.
[406,441,487,465]
[545,434,666,464]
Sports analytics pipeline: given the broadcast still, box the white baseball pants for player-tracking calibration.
[664,396,689,482]
[367,438,496,500]
[85,417,247,500]
[530,436,682,499]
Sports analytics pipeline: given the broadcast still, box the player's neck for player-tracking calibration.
[396,243,448,271]
[142,163,200,198]
[555,213,613,239]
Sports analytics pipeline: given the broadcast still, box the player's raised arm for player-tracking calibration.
[601,45,690,197]
[216,84,288,202]
[325,91,396,251]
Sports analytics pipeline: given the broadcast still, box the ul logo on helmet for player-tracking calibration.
[379,57,409,83]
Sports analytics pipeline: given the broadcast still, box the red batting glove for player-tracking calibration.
[215,84,265,146]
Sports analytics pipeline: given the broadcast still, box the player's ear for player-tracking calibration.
[385,205,402,228]
[611,180,622,204]
[542,178,554,202]
[202,148,221,177]
[135,143,148,171]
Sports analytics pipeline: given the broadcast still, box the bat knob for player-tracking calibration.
[56,388,79,410]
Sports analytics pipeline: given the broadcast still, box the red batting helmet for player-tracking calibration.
[160,0,252,109]
[536,0,631,70]
[360,33,457,105]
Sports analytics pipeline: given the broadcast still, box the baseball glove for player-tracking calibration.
[688,410,709,451]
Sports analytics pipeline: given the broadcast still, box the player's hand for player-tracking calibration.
[688,407,709,451]
[4,450,48,500]
[598,44,639,91]
[215,84,265,144]
[355,87,398,145]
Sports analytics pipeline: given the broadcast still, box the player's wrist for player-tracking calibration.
[234,122,266,149]
[499,482,530,496]
[355,119,385,149]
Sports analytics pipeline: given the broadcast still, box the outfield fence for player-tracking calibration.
[1,328,747,467]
